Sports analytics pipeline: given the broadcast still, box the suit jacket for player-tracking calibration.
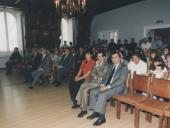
[31,54,41,71]
[89,61,109,83]
[75,51,85,62]
[101,62,128,88]
[59,53,73,72]
[40,54,52,72]
[10,51,22,63]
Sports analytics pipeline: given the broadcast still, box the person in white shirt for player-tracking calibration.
[141,38,151,50]
[128,52,147,78]
[161,47,169,64]
[155,36,163,49]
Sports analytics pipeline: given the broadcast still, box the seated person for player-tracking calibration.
[87,52,128,126]
[148,57,168,79]
[128,52,147,78]
[5,47,22,75]
[74,47,85,74]
[49,48,62,82]
[69,51,95,109]
[76,52,109,118]
[23,48,42,82]
[165,53,170,69]
[29,48,52,89]
[161,47,169,64]
[54,47,73,86]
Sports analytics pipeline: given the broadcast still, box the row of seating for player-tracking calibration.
[112,72,170,128]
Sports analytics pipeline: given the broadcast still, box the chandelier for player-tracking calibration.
[54,0,87,16]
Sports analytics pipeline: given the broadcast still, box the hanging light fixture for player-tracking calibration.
[54,0,87,16]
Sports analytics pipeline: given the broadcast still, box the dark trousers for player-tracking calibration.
[5,61,14,74]
[56,68,66,83]
[69,79,84,105]
[23,68,33,82]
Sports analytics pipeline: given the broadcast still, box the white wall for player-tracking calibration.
[91,0,170,43]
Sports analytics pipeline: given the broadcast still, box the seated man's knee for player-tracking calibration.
[90,88,98,96]
[98,93,107,101]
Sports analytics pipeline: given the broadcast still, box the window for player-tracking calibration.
[0,7,23,52]
[61,17,74,47]
[98,30,118,43]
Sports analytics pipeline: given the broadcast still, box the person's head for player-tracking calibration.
[59,47,64,53]
[111,52,121,64]
[150,50,158,59]
[117,39,121,44]
[163,47,169,55]
[14,47,19,53]
[124,39,128,44]
[143,38,147,43]
[148,36,152,42]
[132,52,141,64]
[97,52,105,62]
[85,51,92,61]
[46,49,50,55]
[166,53,170,61]
[69,42,73,46]
[153,57,165,70]
[147,50,151,57]
[111,39,114,43]
[32,48,38,55]
[64,41,67,45]
[79,47,83,52]
[41,48,46,55]
[64,47,70,55]
[131,38,135,43]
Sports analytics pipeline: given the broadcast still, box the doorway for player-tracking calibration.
[144,24,170,43]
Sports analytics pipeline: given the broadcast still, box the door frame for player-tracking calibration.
[144,23,170,37]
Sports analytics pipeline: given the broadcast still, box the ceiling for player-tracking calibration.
[0,0,145,15]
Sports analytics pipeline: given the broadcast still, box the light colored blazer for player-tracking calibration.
[101,62,128,88]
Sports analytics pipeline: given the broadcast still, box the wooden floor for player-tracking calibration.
[0,70,158,128]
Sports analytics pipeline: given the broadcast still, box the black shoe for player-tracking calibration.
[93,117,106,126]
[77,110,87,118]
[55,81,61,86]
[87,112,100,120]
[72,104,80,109]
[29,86,34,89]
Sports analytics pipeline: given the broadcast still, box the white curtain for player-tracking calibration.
[61,16,74,47]
[73,18,78,46]
[0,7,23,53]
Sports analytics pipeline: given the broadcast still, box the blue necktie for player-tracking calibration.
[106,66,115,85]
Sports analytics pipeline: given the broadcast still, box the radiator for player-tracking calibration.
[0,57,9,68]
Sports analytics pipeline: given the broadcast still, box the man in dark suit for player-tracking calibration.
[87,51,128,126]
[29,48,52,89]
[55,47,73,86]
[5,47,22,75]
[23,48,42,82]
[74,47,85,74]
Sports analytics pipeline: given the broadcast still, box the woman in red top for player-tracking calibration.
[69,50,95,109]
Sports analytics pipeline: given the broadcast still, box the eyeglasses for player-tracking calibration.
[97,56,102,58]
